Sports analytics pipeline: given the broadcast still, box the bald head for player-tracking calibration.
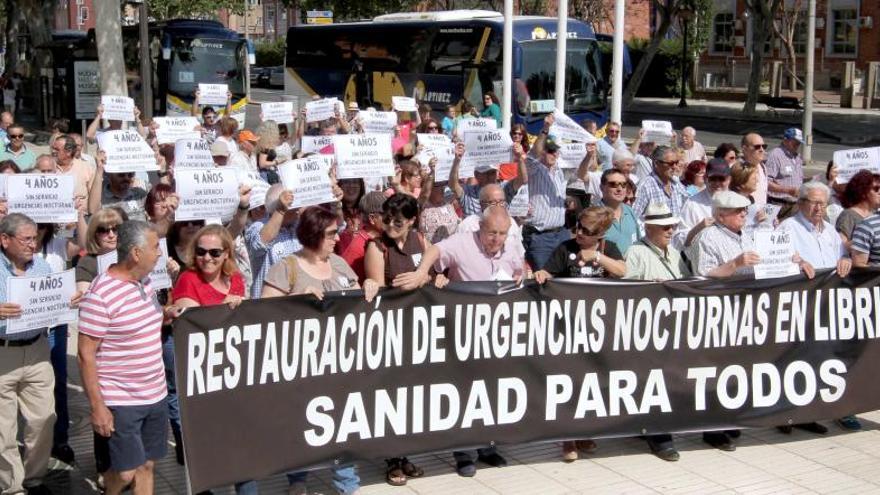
[35,154,57,174]
[0,112,12,129]
[478,205,511,256]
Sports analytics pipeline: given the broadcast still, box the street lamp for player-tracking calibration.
[678,4,695,108]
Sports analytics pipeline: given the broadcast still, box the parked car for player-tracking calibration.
[268,66,284,88]
[255,67,271,88]
[250,66,264,86]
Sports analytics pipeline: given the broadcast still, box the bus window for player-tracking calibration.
[290,27,430,74]
[427,28,483,74]
[518,39,605,114]
[168,38,246,97]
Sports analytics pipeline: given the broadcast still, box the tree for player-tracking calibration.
[571,0,614,32]
[622,0,681,107]
[147,0,243,20]
[3,0,53,115]
[772,0,804,92]
[742,0,783,114]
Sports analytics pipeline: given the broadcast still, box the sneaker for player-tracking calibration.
[51,444,75,465]
[838,416,863,431]
[456,460,476,477]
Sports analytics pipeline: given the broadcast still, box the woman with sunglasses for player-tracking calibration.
[169,225,245,311]
[837,170,880,250]
[75,208,125,293]
[481,91,503,127]
[416,118,442,134]
[534,206,626,283]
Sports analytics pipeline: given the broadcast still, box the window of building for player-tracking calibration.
[829,7,857,55]
[710,0,736,54]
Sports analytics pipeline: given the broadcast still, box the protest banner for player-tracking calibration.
[236,170,271,210]
[550,110,596,143]
[100,95,135,122]
[278,158,336,208]
[461,130,513,175]
[154,117,201,145]
[97,239,173,290]
[456,118,496,138]
[261,102,296,124]
[305,98,338,123]
[641,120,674,144]
[6,175,77,223]
[333,134,395,179]
[754,230,800,280]
[833,147,880,184]
[174,139,215,170]
[5,269,76,335]
[558,142,587,169]
[508,185,530,217]
[358,111,397,134]
[175,169,240,221]
[175,270,880,492]
[198,83,229,106]
[301,135,334,155]
[391,96,418,112]
[97,130,159,173]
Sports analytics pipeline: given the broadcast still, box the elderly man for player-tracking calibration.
[79,220,165,495]
[69,132,97,170]
[740,132,769,206]
[0,213,81,494]
[0,124,36,171]
[52,134,96,202]
[394,206,524,476]
[244,184,301,297]
[88,151,148,220]
[673,158,731,252]
[457,183,524,248]
[765,128,804,220]
[632,145,690,221]
[450,141,525,217]
[597,121,627,170]
[228,129,259,174]
[679,126,707,164]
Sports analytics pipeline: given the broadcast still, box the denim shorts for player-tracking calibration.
[95,398,168,472]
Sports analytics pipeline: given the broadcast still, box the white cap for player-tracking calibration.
[712,190,751,209]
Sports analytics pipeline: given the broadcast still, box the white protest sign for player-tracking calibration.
[558,142,588,169]
[101,95,135,122]
[456,118,497,139]
[236,170,271,210]
[300,135,334,154]
[198,83,228,106]
[508,185,530,217]
[278,158,336,208]
[261,101,295,124]
[416,133,455,180]
[305,98,338,123]
[333,134,395,179]
[753,230,800,280]
[416,133,452,149]
[392,96,418,112]
[97,239,172,290]
[174,139,215,170]
[6,175,77,224]
[96,130,159,173]
[175,168,240,221]
[641,120,674,144]
[833,147,880,184]
[4,270,76,335]
[153,116,201,145]
[550,110,596,143]
[359,111,398,134]
[462,130,513,175]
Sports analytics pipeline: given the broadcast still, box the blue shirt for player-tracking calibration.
[850,213,880,265]
[597,137,626,171]
[245,219,302,298]
[0,250,52,340]
[441,116,455,137]
[601,202,639,255]
[632,172,690,221]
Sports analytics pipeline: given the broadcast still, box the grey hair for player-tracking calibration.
[35,154,56,170]
[479,204,510,226]
[799,180,831,200]
[650,145,675,163]
[682,126,696,136]
[116,220,155,262]
[0,213,36,237]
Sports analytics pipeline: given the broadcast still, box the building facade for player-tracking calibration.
[55,0,97,31]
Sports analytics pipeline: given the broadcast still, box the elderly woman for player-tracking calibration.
[837,170,880,249]
[682,160,707,196]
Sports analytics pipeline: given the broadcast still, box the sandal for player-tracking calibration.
[401,457,424,478]
[385,458,407,486]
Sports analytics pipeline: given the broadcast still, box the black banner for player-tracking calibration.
[174,269,880,492]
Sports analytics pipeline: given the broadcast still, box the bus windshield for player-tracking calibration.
[519,39,605,114]
[168,38,246,97]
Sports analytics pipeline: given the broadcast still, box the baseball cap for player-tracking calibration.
[705,158,730,177]
[712,190,751,209]
[210,142,229,157]
[544,135,560,153]
[783,128,803,143]
[237,129,259,144]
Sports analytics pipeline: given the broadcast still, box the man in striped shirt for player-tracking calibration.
[78,220,166,495]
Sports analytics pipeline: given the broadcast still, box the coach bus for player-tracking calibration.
[285,10,610,133]
[45,19,250,124]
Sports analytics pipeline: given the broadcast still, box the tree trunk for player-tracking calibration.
[787,43,797,92]
[622,3,673,107]
[95,0,129,97]
[743,15,770,113]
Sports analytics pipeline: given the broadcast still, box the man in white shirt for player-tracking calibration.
[674,158,730,252]
[679,126,707,163]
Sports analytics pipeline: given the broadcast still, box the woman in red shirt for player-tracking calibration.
[170,224,245,309]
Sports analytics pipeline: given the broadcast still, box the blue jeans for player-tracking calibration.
[234,466,360,494]
[48,325,69,445]
[161,329,182,440]
[523,227,571,271]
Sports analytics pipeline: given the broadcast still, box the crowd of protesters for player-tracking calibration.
[0,86,875,495]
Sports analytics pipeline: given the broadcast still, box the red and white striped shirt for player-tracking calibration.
[78,272,167,406]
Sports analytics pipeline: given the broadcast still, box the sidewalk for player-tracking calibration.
[624,97,880,146]
[42,327,880,495]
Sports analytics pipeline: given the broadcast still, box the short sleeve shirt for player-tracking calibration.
[850,213,880,265]
[263,253,358,295]
[171,269,245,306]
[541,239,623,278]
[836,208,866,240]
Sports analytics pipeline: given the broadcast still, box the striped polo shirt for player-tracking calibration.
[851,213,880,265]
[78,272,166,407]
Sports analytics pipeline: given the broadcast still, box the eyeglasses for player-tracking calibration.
[324,228,340,238]
[427,126,439,131]
[800,199,827,209]
[10,235,37,246]
[603,181,628,189]
[195,247,225,258]
[96,226,118,236]
[382,215,409,227]
[480,199,507,208]
[654,160,676,167]
[8,134,23,139]
[750,143,768,150]
[115,172,135,178]
[576,224,604,237]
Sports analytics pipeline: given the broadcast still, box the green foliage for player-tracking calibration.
[255,37,286,67]
[147,0,243,20]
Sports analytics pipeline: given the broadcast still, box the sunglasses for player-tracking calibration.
[382,215,409,227]
[607,130,620,134]
[750,144,768,150]
[603,181,628,189]
[96,226,118,235]
[576,224,604,237]
[8,134,23,139]
[659,224,676,231]
[181,220,204,228]
[708,175,728,182]
[427,126,439,130]
[195,247,225,258]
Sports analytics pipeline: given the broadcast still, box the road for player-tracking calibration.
[247,87,836,176]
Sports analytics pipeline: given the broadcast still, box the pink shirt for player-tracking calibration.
[435,231,524,282]
[78,272,166,406]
